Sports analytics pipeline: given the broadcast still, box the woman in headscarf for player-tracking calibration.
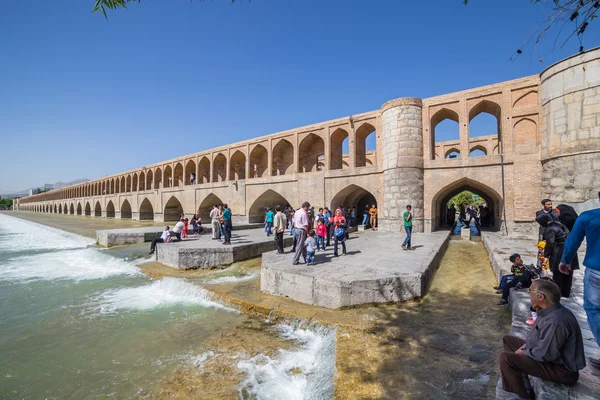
[536,212,579,297]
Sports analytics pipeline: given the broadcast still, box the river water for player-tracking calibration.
[0,214,335,399]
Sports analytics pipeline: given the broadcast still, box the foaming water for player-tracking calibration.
[204,271,259,285]
[0,247,140,282]
[237,323,336,400]
[0,213,91,252]
[89,277,234,314]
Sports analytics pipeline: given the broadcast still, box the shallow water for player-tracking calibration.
[0,213,335,400]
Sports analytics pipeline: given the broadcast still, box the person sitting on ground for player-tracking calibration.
[305,230,317,266]
[498,279,585,399]
[148,226,170,255]
[171,218,186,242]
[497,253,534,306]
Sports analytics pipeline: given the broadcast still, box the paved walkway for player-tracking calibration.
[481,232,600,399]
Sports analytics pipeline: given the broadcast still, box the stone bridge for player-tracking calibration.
[17,48,600,234]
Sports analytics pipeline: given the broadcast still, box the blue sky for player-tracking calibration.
[0,0,597,193]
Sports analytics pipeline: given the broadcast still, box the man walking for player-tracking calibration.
[498,279,585,399]
[210,204,220,240]
[293,201,310,265]
[401,205,413,250]
[369,204,378,231]
[536,199,559,240]
[273,205,287,254]
[559,191,600,368]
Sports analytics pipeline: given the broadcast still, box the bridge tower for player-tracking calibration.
[379,98,425,232]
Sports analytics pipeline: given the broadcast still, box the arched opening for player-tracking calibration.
[272,139,294,176]
[94,201,102,217]
[249,145,268,178]
[85,202,91,216]
[120,177,126,193]
[110,179,115,194]
[121,199,132,219]
[145,170,152,190]
[164,166,173,188]
[126,175,132,192]
[431,108,460,160]
[173,163,184,187]
[197,193,225,222]
[185,160,196,185]
[469,146,487,157]
[468,100,501,139]
[431,178,502,232]
[106,201,115,218]
[69,204,75,215]
[298,133,325,173]
[445,148,461,159]
[54,204,58,214]
[248,190,292,223]
[198,157,210,184]
[355,122,377,168]
[229,150,246,180]
[59,204,63,214]
[139,171,146,191]
[132,174,138,192]
[164,196,184,222]
[102,181,106,195]
[154,168,162,189]
[213,154,227,182]
[139,198,154,220]
[330,128,349,170]
[330,184,377,227]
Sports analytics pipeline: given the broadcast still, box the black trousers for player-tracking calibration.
[553,269,574,297]
[224,220,232,243]
[502,272,532,301]
[326,224,333,247]
[150,238,164,252]
[275,231,284,253]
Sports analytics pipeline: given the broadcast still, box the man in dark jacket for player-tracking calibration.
[536,213,578,297]
[536,199,559,240]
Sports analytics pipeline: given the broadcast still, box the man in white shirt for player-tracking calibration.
[293,201,310,265]
[149,226,170,254]
[171,218,186,241]
[209,204,220,240]
[273,205,287,254]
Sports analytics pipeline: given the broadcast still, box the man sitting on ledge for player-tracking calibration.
[498,279,586,399]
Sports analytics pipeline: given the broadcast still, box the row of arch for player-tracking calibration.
[20,184,380,225]
[20,123,377,204]
[432,99,501,160]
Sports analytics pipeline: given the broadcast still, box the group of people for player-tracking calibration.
[445,203,491,227]
[147,205,233,254]
[497,192,600,399]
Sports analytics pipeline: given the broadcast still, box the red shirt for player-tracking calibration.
[317,224,327,237]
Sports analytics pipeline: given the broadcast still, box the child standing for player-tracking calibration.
[316,218,326,251]
[182,218,189,239]
[305,230,317,265]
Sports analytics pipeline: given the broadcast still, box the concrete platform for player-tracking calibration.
[156,228,293,269]
[96,223,262,247]
[260,230,451,309]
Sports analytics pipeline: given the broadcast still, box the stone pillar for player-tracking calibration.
[380,98,424,232]
[540,48,600,213]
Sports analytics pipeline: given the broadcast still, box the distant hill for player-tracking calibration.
[1,179,90,198]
